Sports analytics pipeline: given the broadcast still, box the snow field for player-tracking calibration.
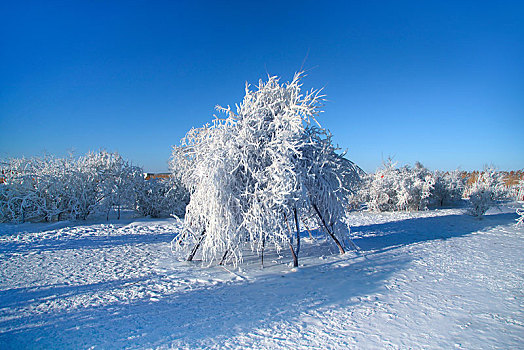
[0,207,523,349]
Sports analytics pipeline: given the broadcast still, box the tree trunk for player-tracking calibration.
[302,220,314,239]
[284,212,299,267]
[187,229,206,261]
[312,203,345,254]
[261,235,266,268]
[294,207,301,256]
[219,249,229,265]
[284,212,293,245]
[288,240,298,268]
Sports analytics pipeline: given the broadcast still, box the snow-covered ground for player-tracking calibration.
[1,205,522,349]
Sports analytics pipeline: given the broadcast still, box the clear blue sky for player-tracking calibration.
[1,0,523,173]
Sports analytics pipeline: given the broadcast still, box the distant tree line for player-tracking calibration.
[355,160,519,217]
[0,151,188,223]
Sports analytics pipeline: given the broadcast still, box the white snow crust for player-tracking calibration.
[1,206,522,349]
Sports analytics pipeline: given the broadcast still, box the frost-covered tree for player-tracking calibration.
[135,175,188,218]
[360,160,436,212]
[1,153,104,222]
[397,162,435,211]
[510,179,524,201]
[0,157,43,222]
[171,73,361,267]
[466,167,508,217]
[89,151,146,220]
[432,170,466,207]
[359,159,400,212]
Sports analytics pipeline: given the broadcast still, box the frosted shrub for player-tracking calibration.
[0,156,89,222]
[50,151,147,220]
[431,170,466,207]
[360,159,400,212]
[172,73,361,267]
[467,167,508,217]
[72,151,126,220]
[511,179,524,201]
[0,151,187,223]
[467,189,493,217]
[1,153,112,222]
[0,157,43,222]
[397,162,435,211]
[516,208,524,226]
[361,161,435,212]
[135,176,188,218]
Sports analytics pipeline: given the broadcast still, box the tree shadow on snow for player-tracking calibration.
[0,232,174,255]
[351,211,517,254]
[0,255,407,348]
[0,275,157,310]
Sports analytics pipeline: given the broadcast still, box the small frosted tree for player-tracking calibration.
[516,208,524,226]
[359,159,400,212]
[135,175,188,218]
[360,160,439,212]
[467,167,508,217]
[511,179,524,201]
[396,162,435,211]
[171,73,361,267]
[0,157,43,222]
[432,170,466,207]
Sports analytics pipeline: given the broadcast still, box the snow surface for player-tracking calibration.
[1,206,523,349]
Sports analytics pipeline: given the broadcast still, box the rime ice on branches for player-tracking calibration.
[171,73,361,267]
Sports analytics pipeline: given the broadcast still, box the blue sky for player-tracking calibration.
[1,0,523,173]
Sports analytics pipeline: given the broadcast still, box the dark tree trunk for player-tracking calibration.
[261,235,266,268]
[302,220,314,239]
[284,212,299,268]
[293,207,301,256]
[187,229,206,261]
[312,203,345,254]
[288,240,298,268]
[219,249,229,265]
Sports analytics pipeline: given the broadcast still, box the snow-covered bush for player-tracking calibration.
[135,175,188,218]
[466,167,508,217]
[0,157,44,222]
[432,170,466,207]
[171,73,361,267]
[87,151,148,220]
[516,208,524,226]
[510,179,524,201]
[359,159,400,212]
[0,151,187,223]
[360,160,436,212]
[397,162,435,211]
[69,151,134,220]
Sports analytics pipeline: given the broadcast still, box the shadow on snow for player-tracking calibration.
[0,233,175,255]
[351,211,517,254]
